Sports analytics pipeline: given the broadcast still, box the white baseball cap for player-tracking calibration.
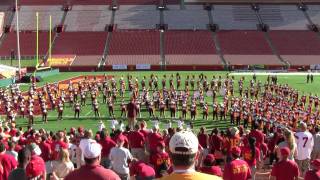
[169,131,198,155]
[83,142,102,159]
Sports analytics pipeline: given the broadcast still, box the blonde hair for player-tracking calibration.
[284,129,296,151]
[59,148,71,163]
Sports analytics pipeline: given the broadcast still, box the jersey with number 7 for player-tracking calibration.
[295,131,314,160]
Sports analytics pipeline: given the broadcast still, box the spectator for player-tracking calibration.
[26,143,46,180]
[305,159,320,180]
[128,124,145,162]
[79,130,96,165]
[270,147,299,180]
[127,98,137,130]
[276,129,296,160]
[109,135,133,180]
[295,122,314,175]
[51,148,74,179]
[199,154,222,177]
[0,142,18,180]
[8,148,31,180]
[65,142,120,180]
[223,147,251,180]
[129,158,155,180]
[160,130,221,180]
[150,142,170,178]
[147,125,163,154]
[311,126,320,160]
[242,137,260,180]
[98,130,116,169]
[6,141,18,161]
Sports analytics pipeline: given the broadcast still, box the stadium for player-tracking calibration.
[0,0,319,179]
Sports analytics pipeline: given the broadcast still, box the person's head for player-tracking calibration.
[200,127,205,134]
[299,122,307,132]
[0,143,6,153]
[134,124,140,131]
[283,129,295,150]
[59,148,70,163]
[203,154,215,167]
[280,147,290,160]
[18,148,31,168]
[84,129,93,139]
[116,135,125,147]
[169,131,199,169]
[28,143,42,156]
[8,141,15,150]
[83,142,102,165]
[156,142,165,153]
[231,147,241,159]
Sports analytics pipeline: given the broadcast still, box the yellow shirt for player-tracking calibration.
[159,172,222,180]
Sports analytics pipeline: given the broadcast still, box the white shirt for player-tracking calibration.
[79,138,96,162]
[109,146,133,174]
[295,131,314,160]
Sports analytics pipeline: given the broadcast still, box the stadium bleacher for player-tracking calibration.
[268,30,320,65]
[217,30,282,65]
[259,5,309,30]
[11,6,64,31]
[164,30,220,65]
[64,5,112,31]
[164,5,209,30]
[114,5,159,29]
[0,32,49,56]
[308,5,320,26]
[107,30,160,65]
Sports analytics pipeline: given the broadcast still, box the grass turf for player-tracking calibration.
[2,71,319,133]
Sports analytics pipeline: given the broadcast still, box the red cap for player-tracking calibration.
[203,154,215,164]
[231,147,241,156]
[26,156,45,178]
[312,159,320,168]
[117,135,126,143]
[280,147,290,156]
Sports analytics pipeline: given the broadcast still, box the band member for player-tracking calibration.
[170,98,176,119]
[182,101,187,119]
[28,105,34,125]
[19,101,25,118]
[220,103,226,120]
[159,98,166,118]
[107,97,114,117]
[202,103,209,120]
[148,100,155,118]
[93,99,100,117]
[80,90,86,106]
[57,101,64,121]
[120,100,126,118]
[135,99,141,118]
[41,102,48,123]
[74,101,81,119]
[190,101,197,120]
[213,102,218,120]
[69,93,74,107]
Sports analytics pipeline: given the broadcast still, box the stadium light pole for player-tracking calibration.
[15,0,21,78]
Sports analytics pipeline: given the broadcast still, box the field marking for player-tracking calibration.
[85,110,93,116]
[230,72,320,76]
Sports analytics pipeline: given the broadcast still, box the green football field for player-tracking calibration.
[2,71,319,133]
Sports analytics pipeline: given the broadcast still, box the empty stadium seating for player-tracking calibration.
[52,32,108,55]
[117,0,158,5]
[114,5,159,29]
[217,30,281,65]
[308,5,320,26]
[259,5,309,30]
[0,32,49,56]
[212,5,258,30]
[268,30,320,65]
[19,0,111,5]
[11,6,63,31]
[164,30,221,65]
[64,5,112,31]
[107,30,160,65]
[164,5,209,30]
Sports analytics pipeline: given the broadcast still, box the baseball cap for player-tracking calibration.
[231,147,241,156]
[203,154,215,164]
[83,142,102,159]
[26,156,45,178]
[169,130,198,155]
[30,143,42,156]
[280,147,290,157]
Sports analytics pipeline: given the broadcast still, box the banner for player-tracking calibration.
[47,55,76,66]
[136,64,151,70]
[112,64,127,70]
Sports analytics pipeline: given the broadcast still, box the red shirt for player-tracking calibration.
[150,151,170,177]
[128,131,145,148]
[271,160,299,180]
[51,140,67,160]
[98,137,116,158]
[148,133,163,153]
[129,161,155,178]
[0,153,18,180]
[225,136,240,154]
[127,102,137,118]
[305,169,320,180]
[39,141,51,162]
[198,133,208,149]
[223,159,251,180]
[65,164,120,180]
[139,129,149,138]
[210,135,223,152]
[242,146,260,167]
[249,130,265,148]
[200,166,223,177]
